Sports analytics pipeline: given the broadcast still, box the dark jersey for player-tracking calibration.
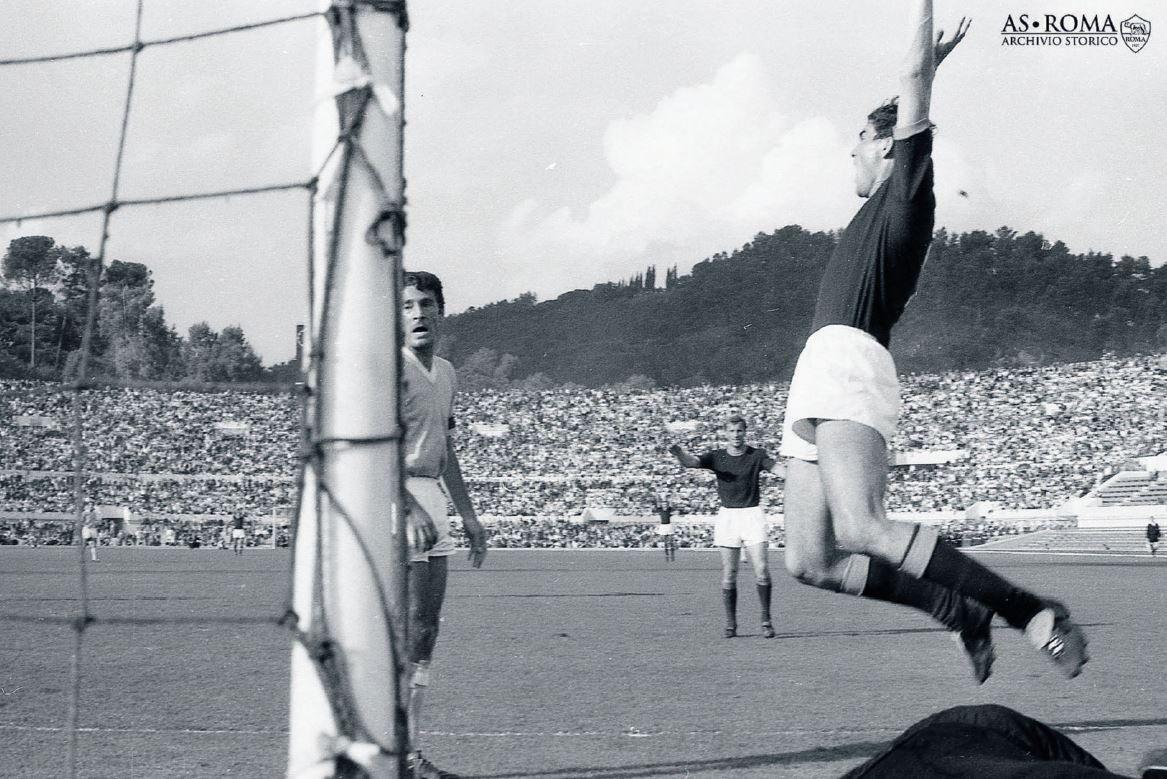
[1148,523,1161,543]
[810,128,936,348]
[232,514,245,530]
[697,447,770,509]
[655,500,673,525]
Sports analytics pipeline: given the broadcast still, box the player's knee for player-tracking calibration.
[832,518,883,557]
[409,621,440,662]
[783,549,833,589]
[410,661,431,689]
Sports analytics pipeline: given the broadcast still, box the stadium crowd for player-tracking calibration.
[0,353,1163,546]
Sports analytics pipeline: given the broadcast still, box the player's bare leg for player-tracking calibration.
[814,420,1086,678]
[743,541,775,637]
[718,546,740,637]
[785,455,995,682]
[408,556,458,778]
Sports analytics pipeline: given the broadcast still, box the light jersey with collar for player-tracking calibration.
[400,347,457,479]
[810,126,936,348]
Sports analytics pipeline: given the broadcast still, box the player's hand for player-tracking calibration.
[667,444,683,458]
[404,492,438,555]
[463,518,487,569]
[935,17,971,68]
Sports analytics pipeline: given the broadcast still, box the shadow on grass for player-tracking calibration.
[466,713,1167,778]
[467,741,882,778]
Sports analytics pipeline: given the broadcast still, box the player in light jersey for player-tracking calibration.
[671,414,781,639]
[81,503,99,562]
[778,3,1086,683]
[400,271,487,779]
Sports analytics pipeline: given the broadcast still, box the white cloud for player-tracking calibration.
[496,52,857,296]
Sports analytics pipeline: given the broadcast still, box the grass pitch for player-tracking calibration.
[1,547,1165,777]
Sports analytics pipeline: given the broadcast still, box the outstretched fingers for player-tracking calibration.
[935,17,972,66]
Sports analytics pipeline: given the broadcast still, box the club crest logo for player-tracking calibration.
[1121,15,1150,52]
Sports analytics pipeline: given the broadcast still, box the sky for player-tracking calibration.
[1,1,1163,364]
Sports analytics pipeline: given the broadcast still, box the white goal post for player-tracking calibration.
[288,2,411,777]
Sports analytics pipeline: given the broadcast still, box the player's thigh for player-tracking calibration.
[421,555,450,619]
[783,458,844,577]
[813,420,910,555]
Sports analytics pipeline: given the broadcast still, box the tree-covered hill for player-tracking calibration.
[442,225,1166,388]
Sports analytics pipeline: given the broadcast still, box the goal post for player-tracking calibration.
[288,2,411,777]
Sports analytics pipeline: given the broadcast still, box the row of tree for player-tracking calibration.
[441,225,1167,387]
[9,225,1163,390]
[1,236,273,383]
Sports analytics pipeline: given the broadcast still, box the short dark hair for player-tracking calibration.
[725,413,748,429]
[867,97,899,140]
[403,270,445,313]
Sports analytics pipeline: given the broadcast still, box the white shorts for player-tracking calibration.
[231,528,245,540]
[713,506,767,548]
[407,476,455,563]
[780,325,901,463]
[655,524,675,536]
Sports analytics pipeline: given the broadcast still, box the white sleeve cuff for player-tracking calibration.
[893,118,931,140]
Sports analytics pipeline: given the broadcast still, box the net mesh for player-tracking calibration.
[0,2,409,775]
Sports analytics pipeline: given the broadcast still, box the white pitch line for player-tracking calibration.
[0,723,284,736]
[967,549,1161,559]
[4,722,1158,739]
[0,722,900,739]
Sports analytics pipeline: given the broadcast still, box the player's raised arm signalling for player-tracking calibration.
[674,414,778,639]
[668,443,702,469]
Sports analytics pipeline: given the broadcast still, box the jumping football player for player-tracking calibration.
[778,2,1087,683]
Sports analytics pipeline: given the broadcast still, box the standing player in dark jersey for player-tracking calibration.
[778,1,1087,683]
[1147,519,1161,556]
[652,492,677,562]
[231,511,246,556]
[671,413,781,638]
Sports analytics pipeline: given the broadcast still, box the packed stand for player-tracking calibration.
[0,354,1164,543]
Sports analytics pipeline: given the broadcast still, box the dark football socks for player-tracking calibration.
[921,541,1044,630]
[722,585,737,627]
[756,581,772,624]
[863,558,980,631]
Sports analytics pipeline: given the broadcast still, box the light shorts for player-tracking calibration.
[779,325,901,463]
[655,524,675,536]
[231,528,246,540]
[406,476,455,563]
[713,505,768,548]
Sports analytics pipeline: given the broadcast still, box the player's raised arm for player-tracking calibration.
[896,0,937,136]
[669,444,702,469]
[762,454,786,478]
